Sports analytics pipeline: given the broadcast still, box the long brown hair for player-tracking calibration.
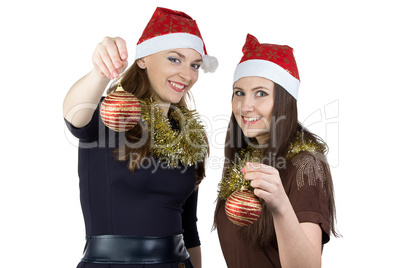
[214,83,338,247]
[107,61,208,186]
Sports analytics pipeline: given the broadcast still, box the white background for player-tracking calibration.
[1,0,401,267]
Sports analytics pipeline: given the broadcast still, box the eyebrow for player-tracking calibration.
[168,51,203,63]
[233,86,272,92]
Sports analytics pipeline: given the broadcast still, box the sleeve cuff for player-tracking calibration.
[296,211,330,244]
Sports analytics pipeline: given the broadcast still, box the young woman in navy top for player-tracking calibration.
[63,7,217,268]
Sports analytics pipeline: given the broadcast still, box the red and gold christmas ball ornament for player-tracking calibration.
[225,189,262,226]
[100,85,141,132]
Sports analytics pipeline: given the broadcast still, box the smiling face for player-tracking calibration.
[232,76,275,144]
[137,48,202,105]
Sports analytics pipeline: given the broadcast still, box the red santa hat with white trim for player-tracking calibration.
[233,34,300,100]
[135,7,218,73]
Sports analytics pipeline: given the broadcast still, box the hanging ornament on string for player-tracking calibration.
[100,65,141,132]
[225,187,262,227]
[219,147,263,226]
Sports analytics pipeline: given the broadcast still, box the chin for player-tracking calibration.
[170,92,187,104]
[156,93,183,105]
[242,128,269,140]
[168,96,183,104]
[244,133,258,139]
[241,129,257,138]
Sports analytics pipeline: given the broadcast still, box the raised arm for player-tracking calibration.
[63,37,128,128]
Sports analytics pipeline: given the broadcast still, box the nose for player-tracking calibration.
[179,65,192,81]
[240,95,255,114]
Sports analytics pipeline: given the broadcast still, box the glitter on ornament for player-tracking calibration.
[100,85,141,132]
[225,189,262,226]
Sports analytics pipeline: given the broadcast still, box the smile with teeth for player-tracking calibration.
[169,81,186,92]
[242,116,262,124]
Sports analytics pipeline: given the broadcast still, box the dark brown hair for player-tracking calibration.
[108,61,208,186]
[214,83,338,247]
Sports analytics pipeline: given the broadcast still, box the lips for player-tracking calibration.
[242,116,262,125]
[168,81,187,92]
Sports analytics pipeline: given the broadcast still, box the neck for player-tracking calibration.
[150,93,171,116]
[155,102,170,117]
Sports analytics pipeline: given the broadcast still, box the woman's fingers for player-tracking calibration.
[114,37,128,62]
[244,162,278,176]
[93,44,113,79]
[92,37,128,79]
[243,162,286,212]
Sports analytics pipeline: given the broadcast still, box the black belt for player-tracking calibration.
[81,234,189,264]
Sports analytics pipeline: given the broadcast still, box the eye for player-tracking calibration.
[255,91,268,97]
[234,90,245,96]
[168,57,180,63]
[191,63,201,70]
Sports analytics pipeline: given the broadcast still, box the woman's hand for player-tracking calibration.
[63,37,129,127]
[92,37,129,80]
[243,162,288,215]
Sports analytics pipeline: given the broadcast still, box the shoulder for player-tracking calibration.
[285,130,329,190]
[64,98,104,142]
[288,151,328,192]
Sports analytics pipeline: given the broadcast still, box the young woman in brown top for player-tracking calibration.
[214,34,338,268]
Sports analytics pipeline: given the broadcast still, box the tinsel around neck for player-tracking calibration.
[218,131,326,200]
[139,98,207,168]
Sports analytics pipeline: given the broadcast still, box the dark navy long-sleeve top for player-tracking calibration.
[65,100,200,249]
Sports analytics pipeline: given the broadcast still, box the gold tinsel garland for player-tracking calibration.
[286,131,327,159]
[218,146,264,200]
[140,98,207,168]
[218,131,326,200]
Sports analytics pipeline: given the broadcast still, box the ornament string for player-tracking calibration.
[116,62,124,91]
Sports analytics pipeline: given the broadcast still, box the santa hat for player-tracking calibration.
[233,34,300,100]
[135,7,218,73]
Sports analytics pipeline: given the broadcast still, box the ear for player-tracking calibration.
[136,58,146,69]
